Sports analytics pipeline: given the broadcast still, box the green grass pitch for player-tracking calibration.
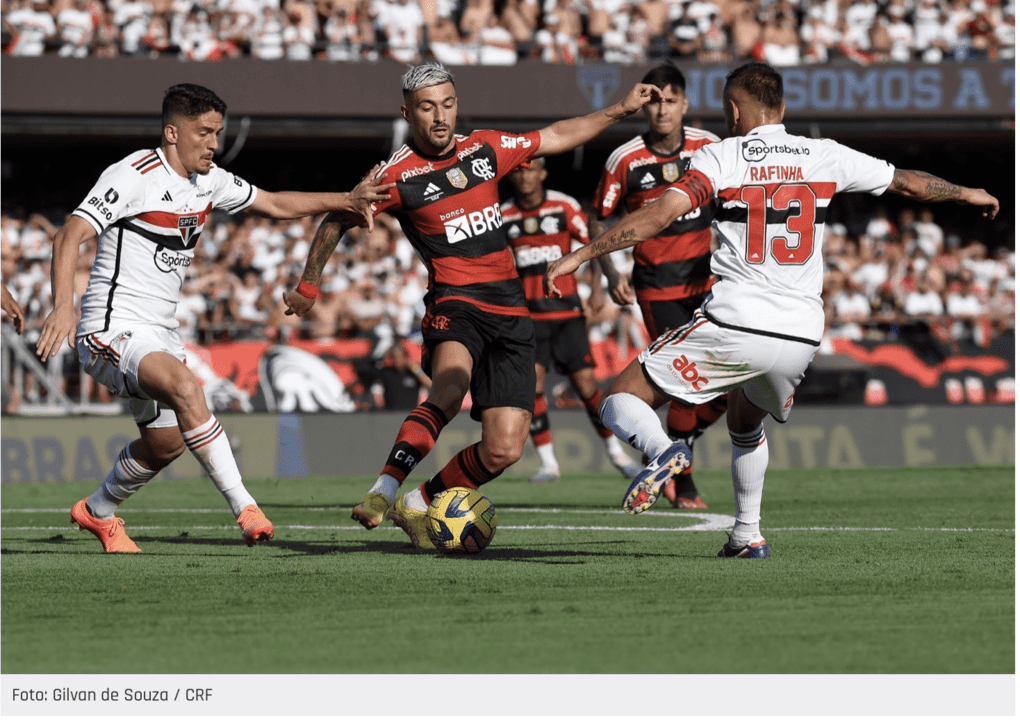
[1,466,1013,675]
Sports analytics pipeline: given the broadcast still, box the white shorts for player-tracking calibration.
[639,310,819,422]
[78,324,181,428]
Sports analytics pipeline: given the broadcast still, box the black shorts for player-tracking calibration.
[421,300,536,421]
[637,293,710,339]
[534,315,595,376]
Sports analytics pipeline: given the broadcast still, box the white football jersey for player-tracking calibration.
[73,148,257,335]
[670,123,894,343]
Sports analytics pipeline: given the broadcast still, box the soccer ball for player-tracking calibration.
[426,488,497,555]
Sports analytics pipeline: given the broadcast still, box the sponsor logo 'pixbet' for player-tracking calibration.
[401,162,435,182]
[444,202,502,244]
[741,138,811,162]
[671,355,708,390]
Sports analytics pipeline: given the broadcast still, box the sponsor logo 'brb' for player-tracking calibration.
[444,202,502,244]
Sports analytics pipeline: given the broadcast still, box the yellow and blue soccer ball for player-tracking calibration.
[426,488,497,554]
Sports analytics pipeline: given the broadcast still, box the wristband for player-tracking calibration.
[296,281,320,300]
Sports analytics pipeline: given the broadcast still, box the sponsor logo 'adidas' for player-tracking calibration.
[162,191,173,202]
[640,172,656,188]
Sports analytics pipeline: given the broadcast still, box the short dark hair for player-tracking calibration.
[641,63,686,94]
[162,84,227,127]
[724,63,783,110]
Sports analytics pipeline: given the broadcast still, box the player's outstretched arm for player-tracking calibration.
[535,84,664,158]
[36,216,96,359]
[249,164,394,229]
[888,169,999,219]
[282,212,356,317]
[545,190,690,297]
[1,284,25,334]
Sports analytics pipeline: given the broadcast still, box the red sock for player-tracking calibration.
[531,393,552,446]
[421,442,500,503]
[380,401,448,483]
[582,388,614,439]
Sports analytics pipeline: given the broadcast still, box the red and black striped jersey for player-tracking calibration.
[592,127,720,301]
[369,130,541,317]
[502,189,589,321]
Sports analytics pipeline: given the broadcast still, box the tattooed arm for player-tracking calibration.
[887,169,999,218]
[282,213,356,316]
[546,189,691,298]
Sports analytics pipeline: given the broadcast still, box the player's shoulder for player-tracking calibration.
[604,135,646,172]
[500,197,518,213]
[545,189,583,212]
[100,148,169,184]
[684,126,722,145]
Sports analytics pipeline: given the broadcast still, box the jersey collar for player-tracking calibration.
[746,124,787,137]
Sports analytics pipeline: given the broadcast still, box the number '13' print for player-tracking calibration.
[740,183,817,265]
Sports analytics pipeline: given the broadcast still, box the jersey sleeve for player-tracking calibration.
[71,158,148,235]
[831,141,896,195]
[208,166,258,214]
[484,130,542,180]
[565,197,589,245]
[591,157,626,220]
[668,145,721,210]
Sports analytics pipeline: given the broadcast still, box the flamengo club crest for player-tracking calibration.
[662,163,679,182]
[524,217,539,234]
[446,168,468,189]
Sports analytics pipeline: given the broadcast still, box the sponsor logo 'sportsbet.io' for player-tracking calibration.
[741,138,811,162]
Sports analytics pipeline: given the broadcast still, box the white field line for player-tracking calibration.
[0,507,1013,533]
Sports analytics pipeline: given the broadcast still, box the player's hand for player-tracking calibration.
[617,83,664,116]
[545,253,584,298]
[608,275,634,306]
[283,288,316,317]
[35,305,76,359]
[347,164,396,232]
[960,188,999,219]
[1,285,25,334]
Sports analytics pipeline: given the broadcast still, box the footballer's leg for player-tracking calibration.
[356,341,470,530]
[137,351,273,546]
[599,360,691,514]
[719,388,771,558]
[569,367,642,480]
[529,362,561,483]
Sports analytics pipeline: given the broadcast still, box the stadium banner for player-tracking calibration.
[2,58,1012,119]
[187,336,1013,412]
[1,405,1012,484]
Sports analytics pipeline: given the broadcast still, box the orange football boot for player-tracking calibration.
[70,498,142,553]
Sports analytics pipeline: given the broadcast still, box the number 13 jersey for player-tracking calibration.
[670,123,894,345]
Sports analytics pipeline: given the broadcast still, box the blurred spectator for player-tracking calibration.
[374,0,424,62]
[362,343,431,409]
[759,6,799,65]
[996,2,1015,57]
[115,0,151,54]
[635,0,669,57]
[536,0,583,62]
[729,1,762,57]
[140,14,171,55]
[800,3,838,62]
[5,0,56,56]
[476,12,517,63]
[903,276,945,323]
[92,5,121,54]
[667,0,699,58]
[251,4,287,59]
[697,9,730,61]
[56,0,94,56]
[283,5,315,58]
[427,14,475,64]
[828,273,872,340]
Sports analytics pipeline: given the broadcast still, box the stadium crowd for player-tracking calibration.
[2,0,1015,64]
[1,199,1014,410]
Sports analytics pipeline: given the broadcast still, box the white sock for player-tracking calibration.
[369,474,401,503]
[599,393,672,460]
[536,443,558,469]
[403,485,429,512]
[181,415,255,517]
[730,425,768,545]
[603,434,628,458]
[87,445,158,520]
